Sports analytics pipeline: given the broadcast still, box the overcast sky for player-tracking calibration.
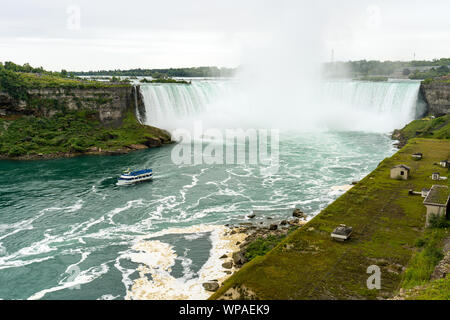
[1,0,449,71]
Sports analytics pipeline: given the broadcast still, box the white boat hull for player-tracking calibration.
[117,174,153,186]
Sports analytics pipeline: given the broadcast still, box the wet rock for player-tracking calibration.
[239,222,253,226]
[247,214,256,219]
[222,261,233,269]
[220,254,228,259]
[232,252,247,265]
[203,282,219,292]
[280,220,287,225]
[269,224,278,230]
[293,208,306,219]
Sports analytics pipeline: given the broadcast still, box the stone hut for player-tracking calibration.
[423,185,449,226]
[412,153,423,160]
[390,164,410,180]
[439,160,449,168]
[432,172,441,181]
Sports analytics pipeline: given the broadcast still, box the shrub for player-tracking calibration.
[7,145,27,156]
[428,215,449,229]
[415,238,426,247]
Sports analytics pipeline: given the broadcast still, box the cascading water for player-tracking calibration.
[139,80,233,128]
[139,79,423,132]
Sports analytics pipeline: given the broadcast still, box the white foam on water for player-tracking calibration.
[28,262,110,300]
[106,199,145,225]
[98,294,120,300]
[123,224,246,300]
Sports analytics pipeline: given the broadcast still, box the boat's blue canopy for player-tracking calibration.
[124,169,152,176]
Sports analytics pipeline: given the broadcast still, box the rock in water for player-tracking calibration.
[222,261,233,269]
[203,281,219,292]
[269,224,278,230]
[293,208,305,218]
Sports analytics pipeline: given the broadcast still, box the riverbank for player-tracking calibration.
[210,138,450,300]
[0,110,171,160]
[392,114,450,148]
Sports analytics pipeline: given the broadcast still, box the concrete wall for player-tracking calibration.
[390,167,409,180]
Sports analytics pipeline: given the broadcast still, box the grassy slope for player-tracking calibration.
[211,139,450,300]
[0,110,170,157]
[393,115,450,144]
[402,278,450,300]
[1,70,170,158]
[18,72,129,89]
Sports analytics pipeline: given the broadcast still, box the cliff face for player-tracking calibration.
[0,85,146,126]
[420,81,450,116]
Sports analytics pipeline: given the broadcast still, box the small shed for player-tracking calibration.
[432,172,440,181]
[331,224,353,241]
[423,185,449,226]
[439,160,449,168]
[390,164,410,180]
[412,153,423,160]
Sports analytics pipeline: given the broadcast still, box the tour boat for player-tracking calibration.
[117,168,153,185]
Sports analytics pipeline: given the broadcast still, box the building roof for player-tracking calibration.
[392,164,410,171]
[332,224,353,236]
[423,185,450,206]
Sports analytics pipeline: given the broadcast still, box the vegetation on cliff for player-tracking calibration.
[0,62,130,101]
[0,110,170,158]
[0,62,171,159]
[392,115,450,147]
[211,139,450,300]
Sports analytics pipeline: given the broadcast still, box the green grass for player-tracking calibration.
[401,229,447,288]
[18,73,130,89]
[211,139,450,300]
[245,227,299,262]
[404,277,450,300]
[393,115,450,143]
[0,110,170,157]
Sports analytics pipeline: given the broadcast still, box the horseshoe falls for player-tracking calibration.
[0,78,423,300]
[139,79,424,132]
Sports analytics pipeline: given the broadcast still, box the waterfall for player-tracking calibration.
[139,79,423,132]
[139,80,232,128]
[322,80,424,120]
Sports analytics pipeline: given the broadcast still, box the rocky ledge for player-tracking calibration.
[202,208,308,292]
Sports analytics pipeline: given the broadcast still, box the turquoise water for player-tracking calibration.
[0,131,396,299]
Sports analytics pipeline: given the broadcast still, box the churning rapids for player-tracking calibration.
[0,79,422,299]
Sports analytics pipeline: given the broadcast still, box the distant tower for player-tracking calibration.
[331,49,335,63]
[413,52,416,61]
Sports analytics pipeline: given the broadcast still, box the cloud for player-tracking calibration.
[0,0,449,70]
